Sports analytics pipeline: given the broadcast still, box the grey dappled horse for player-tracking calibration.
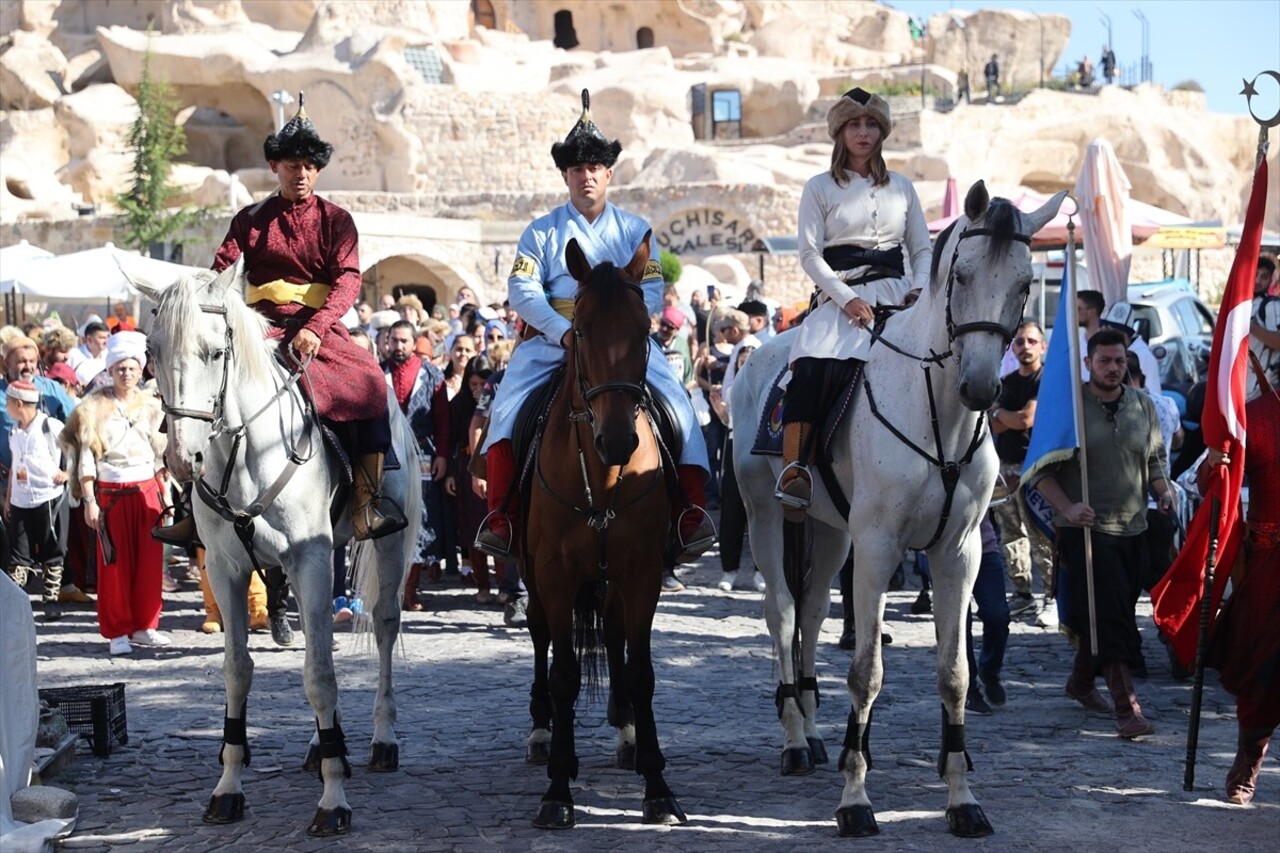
[732,183,1065,837]
[135,260,421,837]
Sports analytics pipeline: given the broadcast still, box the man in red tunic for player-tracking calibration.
[211,97,406,540]
[1204,374,1280,804]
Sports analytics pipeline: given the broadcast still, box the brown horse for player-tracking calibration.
[521,233,686,829]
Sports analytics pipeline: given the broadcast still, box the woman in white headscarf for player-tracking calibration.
[61,331,170,656]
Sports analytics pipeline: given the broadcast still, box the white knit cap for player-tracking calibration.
[105,330,147,371]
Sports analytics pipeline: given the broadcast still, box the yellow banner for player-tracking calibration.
[1140,227,1226,250]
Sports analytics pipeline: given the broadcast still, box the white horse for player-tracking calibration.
[732,183,1064,837]
[135,260,422,837]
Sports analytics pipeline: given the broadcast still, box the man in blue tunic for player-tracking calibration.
[475,90,714,563]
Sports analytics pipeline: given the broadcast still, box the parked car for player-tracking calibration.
[1103,278,1216,397]
[1023,253,1090,331]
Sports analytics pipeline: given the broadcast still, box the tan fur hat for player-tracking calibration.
[826,87,892,140]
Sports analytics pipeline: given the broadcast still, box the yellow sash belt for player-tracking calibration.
[549,297,575,321]
[246,279,332,309]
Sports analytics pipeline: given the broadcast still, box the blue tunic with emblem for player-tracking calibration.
[483,201,708,471]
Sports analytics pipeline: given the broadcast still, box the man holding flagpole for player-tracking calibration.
[1029,326,1173,739]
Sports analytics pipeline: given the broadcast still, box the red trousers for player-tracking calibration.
[94,479,164,640]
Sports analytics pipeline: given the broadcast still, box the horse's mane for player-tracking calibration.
[156,271,278,385]
[929,197,1021,284]
[576,264,649,328]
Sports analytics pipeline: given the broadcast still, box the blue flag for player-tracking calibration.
[1020,262,1082,539]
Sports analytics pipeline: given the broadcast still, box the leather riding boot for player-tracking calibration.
[674,465,717,563]
[1065,643,1111,714]
[403,563,423,612]
[247,568,269,631]
[152,493,201,547]
[197,551,222,634]
[774,421,813,517]
[352,452,409,541]
[475,439,518,560]
[1225,727,1273,805]
[1103,661,1155,738]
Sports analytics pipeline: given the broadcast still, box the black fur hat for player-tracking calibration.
[263,92,333,168]
[550,89,622,171]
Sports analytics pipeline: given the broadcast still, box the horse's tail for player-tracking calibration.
[782,518,808,679]
[574,580,606,702]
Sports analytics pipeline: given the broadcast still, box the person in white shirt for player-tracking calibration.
[4,379,67,621]
[71,321,110,386]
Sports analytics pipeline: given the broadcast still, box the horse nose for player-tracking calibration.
[594,431,639,467]
[959,377,999,412]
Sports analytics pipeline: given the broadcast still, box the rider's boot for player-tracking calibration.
[774,421,813,518]
[674,465,717,563]
[474,439,518,560]
[352,451,409,541]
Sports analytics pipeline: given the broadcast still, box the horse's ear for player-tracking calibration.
[1024,190,1069,237]
[963,181,989,222]
[127,274,163,304]
[208,254,245,300]
[623,230,653,282]
[565,239,591,284]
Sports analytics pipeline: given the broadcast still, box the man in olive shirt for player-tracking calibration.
[1030,327,1173,740]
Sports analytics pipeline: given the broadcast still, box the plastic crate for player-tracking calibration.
[39,682,128,757]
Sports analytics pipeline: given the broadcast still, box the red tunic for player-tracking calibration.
[1208,391,1280,726]
[212,194,385,424]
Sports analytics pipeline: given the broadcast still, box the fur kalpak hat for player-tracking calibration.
[263,92,334,168]
[826,87,892,140]
[551,89,622,171]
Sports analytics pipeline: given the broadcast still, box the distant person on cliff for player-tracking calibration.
[984,54,1001,101]
[1101,47,1117,85]
[956,67,971,104]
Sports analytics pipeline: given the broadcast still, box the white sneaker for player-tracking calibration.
[1035,602,1058,629]
[129,628,172,647]
[754,571,767,592]
[109,636,132,656]
[717,572,736,592]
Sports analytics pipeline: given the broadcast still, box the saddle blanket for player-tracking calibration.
[750,363,864,460]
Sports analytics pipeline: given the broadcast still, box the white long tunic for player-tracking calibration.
[789,170,932,364]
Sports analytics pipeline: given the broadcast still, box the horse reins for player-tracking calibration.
[861,224,1032,551]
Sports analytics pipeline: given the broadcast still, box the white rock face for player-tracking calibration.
[0,29,68,109]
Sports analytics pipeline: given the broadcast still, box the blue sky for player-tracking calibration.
[885,0,1280,116]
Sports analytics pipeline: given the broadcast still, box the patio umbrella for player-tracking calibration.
[4,242,202,300]
[941,177,960,218]
[1072,137,1133,306]
[0,240,54,291]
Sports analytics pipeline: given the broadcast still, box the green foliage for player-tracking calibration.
[116,38,204,251]
[659,249,682,284]
[1172,80,1203,92]
[849,81,941,99]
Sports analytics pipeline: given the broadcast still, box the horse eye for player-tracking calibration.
[211,349,225,361]
[574,329,584,338]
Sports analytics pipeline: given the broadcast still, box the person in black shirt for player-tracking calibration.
[989,322,1055,620]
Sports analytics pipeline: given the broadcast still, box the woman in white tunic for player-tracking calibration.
[776,88,932,512]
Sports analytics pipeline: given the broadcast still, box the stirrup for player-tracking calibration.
[773,462,812,510]
[473,510,514,560]
[152,512,202,547]
[675,506,717,563]
[355,493,409,541]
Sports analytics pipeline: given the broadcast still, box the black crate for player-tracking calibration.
[39,682,128,757]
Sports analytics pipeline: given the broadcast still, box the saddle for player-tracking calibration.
[750,364,865,463]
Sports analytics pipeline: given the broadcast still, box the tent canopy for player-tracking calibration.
[0,242,203,301]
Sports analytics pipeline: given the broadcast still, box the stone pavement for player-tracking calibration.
[25,539,1278,853]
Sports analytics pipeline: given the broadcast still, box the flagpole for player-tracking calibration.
[1064,209,1098,656]
[1183,497,1221,791]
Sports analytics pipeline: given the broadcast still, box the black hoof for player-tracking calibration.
[302,744,321,773]
[946,803,993,837]
[307,805,352,837]
[616,743,636,771]
[532,800,575,829]
[781,746,815,776]
[526,741,551,765]
[642,796,688,825]
[367,741,399,772]
[807,737,829,765]
[202,793,245,824]
[835,804,879,837]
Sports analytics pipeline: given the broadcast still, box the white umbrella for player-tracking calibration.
[0,240,54,292]
[5,242,203,300]
[1072,138,1133,306]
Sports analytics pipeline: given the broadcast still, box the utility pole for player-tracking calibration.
[1132,10,1150,83]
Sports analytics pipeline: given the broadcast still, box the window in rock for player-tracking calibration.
[471,0,496,29]
[553,10,579,49]
[404,46,445,84]
[711,89,742,140]
[636,27,654,49]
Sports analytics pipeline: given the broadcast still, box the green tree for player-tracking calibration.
[659,249,682,285]
[116,40,201,253]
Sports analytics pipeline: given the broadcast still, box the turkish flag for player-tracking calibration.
[1151,158,1267,667]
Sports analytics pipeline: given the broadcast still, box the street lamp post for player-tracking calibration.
[270,89,295,133]
[1132,10,1150,83]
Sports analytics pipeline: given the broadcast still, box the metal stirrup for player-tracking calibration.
[773,462,812,509]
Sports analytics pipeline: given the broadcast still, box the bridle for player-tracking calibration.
[567,280,652,424]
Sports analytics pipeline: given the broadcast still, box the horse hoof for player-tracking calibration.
[835,804,879,837]
[302,744,321,773]
[781,746,815,776]
[526,741,551,765]
[807,737,829,765]
[616,744,636,771]
[202,793,245,824]
[532,800,575,829]
[642,796,688,825]
[946,804,993,837]
[367,741,399,772]
[307,805,353,837]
